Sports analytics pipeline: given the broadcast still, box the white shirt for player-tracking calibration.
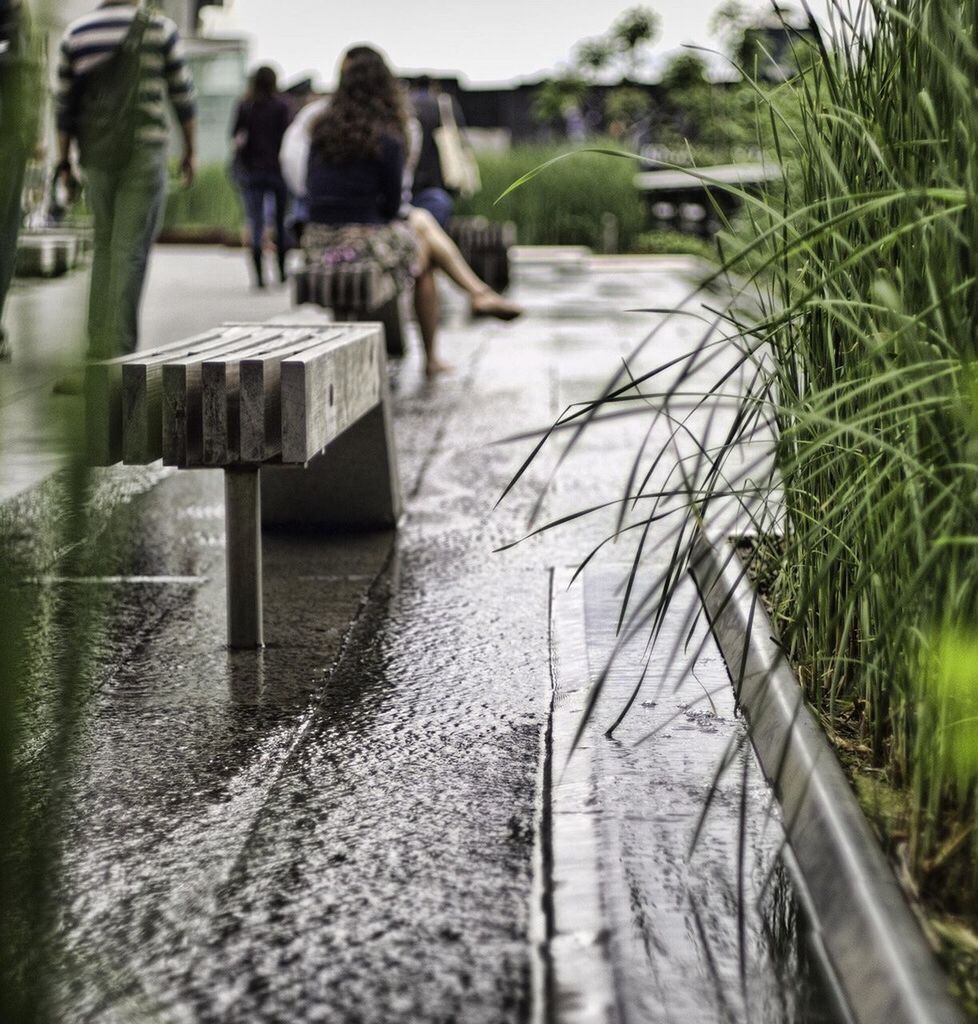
[279,98,422,206]
[279,97,327,199]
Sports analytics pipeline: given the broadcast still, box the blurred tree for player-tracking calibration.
[531,74,588,134]
[604,86,650,140]
[659,52,709,92]
[611,6,660,75]
[710,0,752,57]
[711,1,820,80]
[574,37,614,80]
[654,51,755,156]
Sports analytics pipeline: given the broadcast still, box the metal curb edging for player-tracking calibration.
[690,532,965,1024]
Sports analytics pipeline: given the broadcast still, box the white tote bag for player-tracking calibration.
[434,92,481,198]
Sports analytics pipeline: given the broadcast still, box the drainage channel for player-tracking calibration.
[541,563,844,1024]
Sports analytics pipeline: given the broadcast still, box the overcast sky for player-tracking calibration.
[204,0,834,88]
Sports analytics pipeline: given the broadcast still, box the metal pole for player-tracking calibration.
[224,467,263,649]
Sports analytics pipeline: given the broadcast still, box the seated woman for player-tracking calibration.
[298,45,521,377]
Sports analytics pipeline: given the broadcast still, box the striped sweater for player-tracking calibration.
[56,2,195,147]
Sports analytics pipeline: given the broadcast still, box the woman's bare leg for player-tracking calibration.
[408,207,522,319]
[414,265,451,377]
[409,207,483,294]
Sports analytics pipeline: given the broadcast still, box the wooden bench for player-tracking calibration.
[448,217,516,293]
[293,262,406,358]
[633,163,782,236]
[15,230,85,278]
[85,321,401,649]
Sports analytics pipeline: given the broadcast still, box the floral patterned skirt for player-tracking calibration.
[302,221,421,292]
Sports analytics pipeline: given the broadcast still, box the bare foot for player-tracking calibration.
[471,290,523,321]
[425,358,454,379]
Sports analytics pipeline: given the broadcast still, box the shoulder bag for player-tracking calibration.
[77,8,151,170]
[433,92,481,198]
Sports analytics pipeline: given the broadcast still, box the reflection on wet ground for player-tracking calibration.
[5,249,842,1022]
[551,565,839,1023]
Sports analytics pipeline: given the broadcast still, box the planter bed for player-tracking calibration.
[156,226,240,247]
[690,531,968,1024]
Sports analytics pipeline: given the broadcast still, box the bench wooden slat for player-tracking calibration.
[280,324,382,463]
[161,327,282,468]
[202,329,330,466]
[238,329,344,463]
[85,362,123,466]
[122,333,245,464]
[294,265,397,311]
[87,328,227,467]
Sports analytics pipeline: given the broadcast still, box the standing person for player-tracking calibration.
[302,45,520,378]
[409,76,461,229]
[231,65,292,288]
[55,0,197,360]
[0,0,36,361]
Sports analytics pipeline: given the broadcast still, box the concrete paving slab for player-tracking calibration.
[0,245,292,503]
[550,565,837,1024]
[5,247,829,1022]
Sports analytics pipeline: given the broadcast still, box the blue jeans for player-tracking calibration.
[240,173,288,262]
[84,145,168,359]
[412,187,454,229]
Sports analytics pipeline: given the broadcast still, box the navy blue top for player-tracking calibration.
[306,133,404,225]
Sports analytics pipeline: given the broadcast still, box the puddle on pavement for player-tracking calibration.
[12,475,550,1023]
[5,254,854,1024]
[549,565,847,1024]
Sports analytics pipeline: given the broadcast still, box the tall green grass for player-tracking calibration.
[755,0,978,890]
[504,0,978,1009]
[457,141,647,250]
[161,163,244,236]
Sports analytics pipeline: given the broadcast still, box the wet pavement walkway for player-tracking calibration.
[3,246,835,1022]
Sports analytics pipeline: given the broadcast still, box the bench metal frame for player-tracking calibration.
[86,321,401,649]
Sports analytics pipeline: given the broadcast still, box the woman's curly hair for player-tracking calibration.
[310,45,407,163]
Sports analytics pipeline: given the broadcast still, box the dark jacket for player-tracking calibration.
[232,94,291,179]
[0,0,33,139]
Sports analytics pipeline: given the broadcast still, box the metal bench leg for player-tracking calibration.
[224,467,264,649]
[376,294,406,358]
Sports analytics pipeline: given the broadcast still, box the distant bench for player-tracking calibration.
[293,262,406,358]
[86,320,401,648]
[634,163,782,235]
[448,216,516,293]
[291,219,516,358]
[15,230,88,278]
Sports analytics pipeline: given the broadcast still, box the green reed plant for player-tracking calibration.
[0,3,123,1016]
[502,0,978,1009]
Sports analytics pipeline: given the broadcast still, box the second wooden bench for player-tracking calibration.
[292,262,406,358]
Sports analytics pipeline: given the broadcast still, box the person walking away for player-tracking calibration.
[0,0,38,361]
[409,76,464,229]
[231,65,292,288]
[56,0,197,361]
